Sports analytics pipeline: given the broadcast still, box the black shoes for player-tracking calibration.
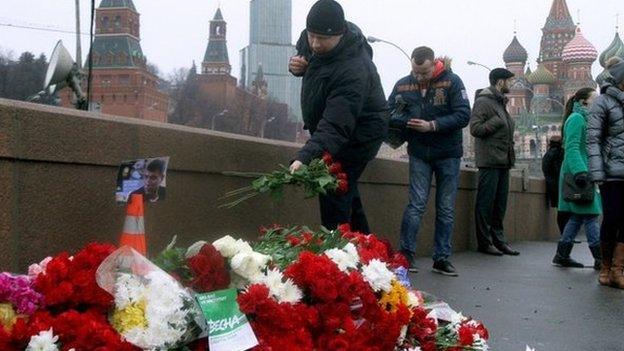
[432,260,458,276]
[400,250,419,273]
[495,244,520,256]
[552,242,585,268]
[477,245,503,256]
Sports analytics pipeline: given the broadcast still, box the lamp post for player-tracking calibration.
[367,36,411,62]
[467,61,492,71]
[211,109,228,130]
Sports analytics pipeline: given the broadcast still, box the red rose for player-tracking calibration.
[322,152,333,165]
[336,179,349,195]
[328,163,343,175]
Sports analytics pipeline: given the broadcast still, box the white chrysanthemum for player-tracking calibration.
[212,236,238,257]
[114,273,145,308]
[361,259,394,293]
[324,248,358,272]
[342,243,360,263]
[230,251,271,281]
[116,270,200,349]
[26,328,59,351]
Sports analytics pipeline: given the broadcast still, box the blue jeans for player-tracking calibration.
[560,214,600,248]
[400,156,460,261]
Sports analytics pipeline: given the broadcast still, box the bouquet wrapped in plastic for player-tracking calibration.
[96,246,206,350]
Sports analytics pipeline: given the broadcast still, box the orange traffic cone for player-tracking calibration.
[119,194,147,255]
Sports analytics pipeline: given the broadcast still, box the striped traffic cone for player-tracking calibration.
[119,194,147,255]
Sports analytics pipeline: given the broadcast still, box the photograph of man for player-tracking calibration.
[129,158,168,203]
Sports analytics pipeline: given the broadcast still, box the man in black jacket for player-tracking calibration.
[288,0,387,233]
[470,68,519,256]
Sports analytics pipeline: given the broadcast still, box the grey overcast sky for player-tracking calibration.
[1,0,623,99]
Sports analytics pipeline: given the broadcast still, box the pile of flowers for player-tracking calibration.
[220,152,349,208]
[0,225,490,350]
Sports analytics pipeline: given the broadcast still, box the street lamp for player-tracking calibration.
[367,36,411,62]
[211,109,228,130]
[467,61,492,71]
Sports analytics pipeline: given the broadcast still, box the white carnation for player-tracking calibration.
[361,259,394,293]
[26,328,59,351]
[254,268,303,304]
[324,248,358,272]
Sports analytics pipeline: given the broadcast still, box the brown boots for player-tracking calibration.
[599,242,614,286]
[609,243,624,289]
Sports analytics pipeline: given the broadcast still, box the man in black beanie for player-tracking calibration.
[470,68,520,257]
[288,0,387,233]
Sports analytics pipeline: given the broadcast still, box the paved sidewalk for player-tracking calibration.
[410,241,623,351]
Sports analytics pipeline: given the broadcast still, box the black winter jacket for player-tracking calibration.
[292,23,388,165]
[587,81,624,181]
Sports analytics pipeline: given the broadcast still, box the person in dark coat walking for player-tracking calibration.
[470,68,520,256]
[542,135,572,235]
[587,57,624,289]
[288,0,387,233]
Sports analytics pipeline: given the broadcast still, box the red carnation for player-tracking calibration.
[458,324,475,345]
[187,243,231,293]
[336,172,348,180]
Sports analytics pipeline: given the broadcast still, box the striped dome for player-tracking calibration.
[503,35,528,63]
[562,27,597,63]
[599,32,624,68]
[527,63,556,85]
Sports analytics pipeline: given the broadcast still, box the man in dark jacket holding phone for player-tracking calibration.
[388,47,471,276]
[288,0,387,233]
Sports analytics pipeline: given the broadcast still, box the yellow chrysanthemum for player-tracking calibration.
[111,300,148,334]
[378,280,409,312]
[0,303,17,330]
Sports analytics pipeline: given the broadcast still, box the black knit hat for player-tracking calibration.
[489,68,515,85]
[306,0,346,36]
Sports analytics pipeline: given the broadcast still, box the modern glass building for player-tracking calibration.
[240,0,301,121]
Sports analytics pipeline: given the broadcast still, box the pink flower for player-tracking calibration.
[28,257,52,280]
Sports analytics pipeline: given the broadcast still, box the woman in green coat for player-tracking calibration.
[552,88,602,269]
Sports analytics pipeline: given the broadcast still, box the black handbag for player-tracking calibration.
[562,173,595,203]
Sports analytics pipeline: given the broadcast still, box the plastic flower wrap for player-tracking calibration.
[96,246,206,350]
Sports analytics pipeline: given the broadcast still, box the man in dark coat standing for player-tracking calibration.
[470,68,520,256]
[288,0,387,233]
